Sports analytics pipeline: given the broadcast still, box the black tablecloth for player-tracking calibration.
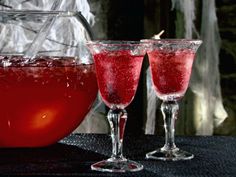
[0,134,235,177]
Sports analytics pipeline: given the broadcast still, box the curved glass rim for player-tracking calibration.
[141,39,202,45]
[86,40,145,46]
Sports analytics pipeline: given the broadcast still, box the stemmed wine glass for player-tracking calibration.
[143,39,202,161]
[87,41,146,172]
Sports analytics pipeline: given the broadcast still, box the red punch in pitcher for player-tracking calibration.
[0,10,97,147]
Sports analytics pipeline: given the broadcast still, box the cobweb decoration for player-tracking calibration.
[172,0,199,39]
[145,67,158,134]
[171,0,227,135]
[191,0,227,134]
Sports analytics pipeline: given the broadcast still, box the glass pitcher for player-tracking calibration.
[0,10,98,147]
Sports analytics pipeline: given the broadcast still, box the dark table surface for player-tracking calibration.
[0,133,235,177]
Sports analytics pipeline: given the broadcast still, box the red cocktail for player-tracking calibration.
[93,50,143,108]
[144,39,202,161]
[148,49,195,100]
[87,41,146,173]
[0,56,97,147]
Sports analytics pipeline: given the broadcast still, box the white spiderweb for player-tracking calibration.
[173,0,227,135]
[145,67,158,134]
[190,0,227,134]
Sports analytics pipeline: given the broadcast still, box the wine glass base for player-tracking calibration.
[91,157,143,173]
[146,147,194,161]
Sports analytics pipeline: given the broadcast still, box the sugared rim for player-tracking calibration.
[86,40,145,46]
[140,39,202,45]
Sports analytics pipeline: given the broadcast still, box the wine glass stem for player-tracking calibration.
[107,108,127,159]
[161,100,179,151]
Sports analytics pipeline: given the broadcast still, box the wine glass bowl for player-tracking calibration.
[148,40,200,101]
[88,42,144,109]
[87,40,146,172]
[143,39,202,161]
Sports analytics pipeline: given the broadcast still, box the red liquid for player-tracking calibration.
[0,56,97,147]
[93,50,143,108]
[148,49,195,100]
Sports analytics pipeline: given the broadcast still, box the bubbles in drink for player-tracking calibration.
[93,50,143,108]
[0,56,98,147]
[148,49,195,100]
